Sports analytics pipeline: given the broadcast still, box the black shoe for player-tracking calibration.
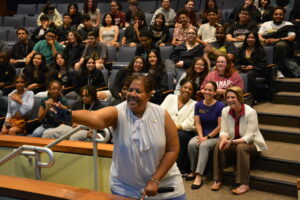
[185,175,196,181]
[191,181,203,190]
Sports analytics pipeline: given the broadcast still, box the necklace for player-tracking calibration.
[83,103,94,111]
[203,100,216,113]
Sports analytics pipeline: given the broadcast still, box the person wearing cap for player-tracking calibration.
[125,0,145,27]
[211,86,267,195]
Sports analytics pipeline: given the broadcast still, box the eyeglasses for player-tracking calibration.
[46,35,56,39]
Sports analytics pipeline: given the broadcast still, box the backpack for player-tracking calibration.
[284,58,300,78]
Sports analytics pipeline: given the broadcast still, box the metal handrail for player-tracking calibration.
[0,145,54,180]
[0,124,111,190]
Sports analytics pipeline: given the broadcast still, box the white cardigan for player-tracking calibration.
[161,94,196,131]
[220,104,267,152]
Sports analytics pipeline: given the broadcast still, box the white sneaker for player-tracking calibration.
[277,70,285,79]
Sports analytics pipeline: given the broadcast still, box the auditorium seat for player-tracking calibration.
[160,46,174,60]
[2,16,24,28]
[56,3,69,14]
[139,1,158,13]
[145,12,154,25]
[7,29,18,43]
[0,29,8,41]
[24,16,38,27]
[112,46,136,69]
[107,46,117,63]
[17,4,37,15]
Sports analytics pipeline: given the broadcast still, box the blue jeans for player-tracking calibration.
[28,125,53,137]
[111,190,186,200]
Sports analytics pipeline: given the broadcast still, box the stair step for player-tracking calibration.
[259,124,300,144]
[273,91,300,105]
[256,156,300,176]
[275,78,300,92]
[262,140,300,163]
[224,168,298,197]
[254,103,300,128]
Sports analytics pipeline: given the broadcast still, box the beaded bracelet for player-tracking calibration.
[150,177,160,184]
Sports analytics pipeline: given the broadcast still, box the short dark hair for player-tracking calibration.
[45,28,57,36]
[111,0,123,11]
[177,9,189,18]
[16,27,28,35]
[63,13,71,18]
[139,30,152,39]
[42,2,56,14]
[126,74,154,94]
[239,7,250,14]
[40,15,50,22]
[133,11,145,22]
[273,6,286,15]
[207,8,218,15]
[82,13,91,22]
[87,31,97,38]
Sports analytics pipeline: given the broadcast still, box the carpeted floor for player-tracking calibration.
[183,178,296,200]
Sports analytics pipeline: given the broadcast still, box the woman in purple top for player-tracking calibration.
[186,81,225,190]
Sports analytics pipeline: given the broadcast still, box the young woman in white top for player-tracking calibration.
[82,0,101,28]
[99,14,120,47]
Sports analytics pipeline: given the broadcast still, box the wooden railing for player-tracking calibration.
[0,135,114,157]
[0,174,132,200]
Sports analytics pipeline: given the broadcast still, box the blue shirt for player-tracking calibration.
[194,100,225,137]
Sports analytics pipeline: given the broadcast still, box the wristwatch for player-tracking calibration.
[207,135,211,139]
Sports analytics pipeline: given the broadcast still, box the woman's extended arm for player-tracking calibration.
[72,106,118,130]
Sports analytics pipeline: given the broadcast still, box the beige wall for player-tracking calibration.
[0,147,112,193]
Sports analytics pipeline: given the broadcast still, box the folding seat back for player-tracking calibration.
[160,46,174,60]
[17,4,37,15]
[2,16,24,28]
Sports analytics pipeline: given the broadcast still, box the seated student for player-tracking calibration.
[258,7,296,78]
[175,57,209,95]
[26,29,64,66]
[73,56,106,98]
[151,0,176,27]
[23,53,48,94]
[125,0,144,27]
[145,49,168,104]
[82,0,101,28]
[99,14,120,48]
[236,32,273,100]
[31,15,51,44]
[75,31,108,71]
[77,14,99,44]
[110,0,126,28]
[0,74,34,136]
[204,26,236,69]
[10,28,34,69]
[172,9,195,46]
[121,11,148,47]
[37,3,63,27]
[48,53,74,96]
[187,81,225,190]
[170,27,204,81]
[149,13,169,46]
[0,52,16,96]
[201,55,244,98]
[63,31,85,68]
[28,80,69,137]
[175,0,197,27]
[226,7,258,48]
[161,78,196,175]
[43,85,105,140]
[229,0,261,24]
[135,30,161,60]
[211,86,267,195]
[197,9,219,44]
[57,13,76,44]
[198,0,222,25]
[110,56,146,101]
[257,0,274,23]
[67,3,83,28]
